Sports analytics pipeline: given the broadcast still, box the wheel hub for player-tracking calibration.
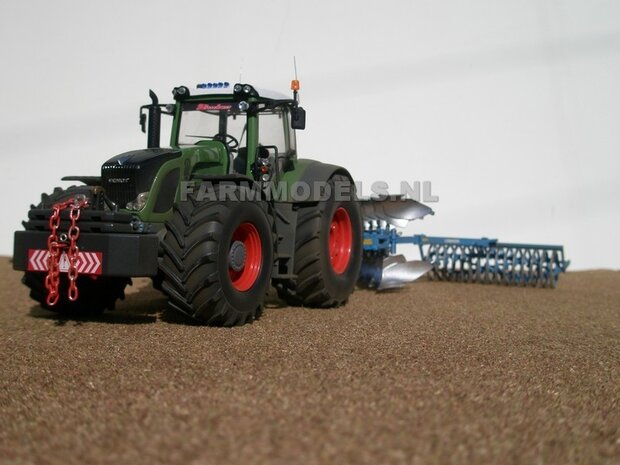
[228,240,247,272]
[329,207,353,274]
[228,222,262,292]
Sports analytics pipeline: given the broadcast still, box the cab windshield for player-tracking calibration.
[177,101,297,157]
[177,102,246,147]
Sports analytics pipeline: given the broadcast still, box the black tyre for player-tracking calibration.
[159,184,273,326]
[22,185,129,316]
[276,175,363,307]
[24,272,130,316]
[37,185,97,208]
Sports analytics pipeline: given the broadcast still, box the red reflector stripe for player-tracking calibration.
[27,249,103,275]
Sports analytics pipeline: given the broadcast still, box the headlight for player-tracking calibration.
[126,192,149,211]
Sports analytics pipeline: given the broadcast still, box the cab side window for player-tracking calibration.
[258,109,295,156]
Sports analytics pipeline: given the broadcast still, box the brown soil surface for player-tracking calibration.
[0,257,619,465]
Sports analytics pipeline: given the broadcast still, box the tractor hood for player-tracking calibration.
[101,148,182,208]
[102,148,182,168]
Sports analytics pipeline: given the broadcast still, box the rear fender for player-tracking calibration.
[276,159,354,203]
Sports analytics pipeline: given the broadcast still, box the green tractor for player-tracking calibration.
[13,81,363,325]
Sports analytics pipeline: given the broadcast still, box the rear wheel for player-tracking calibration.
[276,175,363,307]
[159,185,273,326]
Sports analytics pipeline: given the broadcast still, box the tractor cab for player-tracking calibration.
[142,82,305,181]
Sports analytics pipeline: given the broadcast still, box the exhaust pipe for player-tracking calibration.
[147,90,161,149]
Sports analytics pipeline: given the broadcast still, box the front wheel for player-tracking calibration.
[159,185,273,326]
[23,272,130,316]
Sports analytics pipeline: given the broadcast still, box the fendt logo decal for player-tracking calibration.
[27,249,103,275]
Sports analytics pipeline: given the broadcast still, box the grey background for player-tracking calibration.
[1,0,618,269]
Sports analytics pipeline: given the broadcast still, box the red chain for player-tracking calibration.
[45,196,90,306]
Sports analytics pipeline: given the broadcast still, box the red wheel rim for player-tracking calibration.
[329,207,353,274]
[228,222,262,292]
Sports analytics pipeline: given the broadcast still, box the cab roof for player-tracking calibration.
[182,81,290,101]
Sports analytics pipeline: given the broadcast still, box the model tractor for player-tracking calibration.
[13,80,570,325]
[13,81,365,325]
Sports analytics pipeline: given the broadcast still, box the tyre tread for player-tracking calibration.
[160,191,272,326]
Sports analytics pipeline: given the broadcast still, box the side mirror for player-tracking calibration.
[291,106,306,130]
[139,112,147,133]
